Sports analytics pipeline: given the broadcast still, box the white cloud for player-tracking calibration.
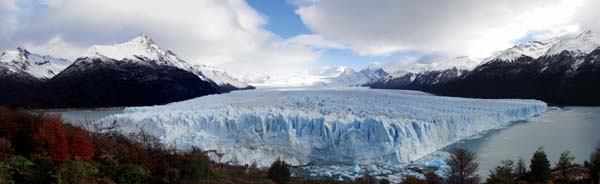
[295,0,587,58]
[283,34,345,49]
[0,0,18,41]
[0,0,319,78]
[23,35,87,59]
[3,0,600,78]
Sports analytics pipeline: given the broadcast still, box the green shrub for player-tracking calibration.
[181,151,215,183]
[0,162,14,184]
[29,155,56,183]
[57,159,99,184]
[102,163,149,184]
[7,155,34,183]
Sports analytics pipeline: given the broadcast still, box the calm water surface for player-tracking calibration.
[444,107,600,176]
[48,108,124,124]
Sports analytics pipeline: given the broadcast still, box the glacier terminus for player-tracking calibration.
[96,88,546,179]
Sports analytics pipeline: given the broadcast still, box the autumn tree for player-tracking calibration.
[33,115,69,162]
[446,148,480,184]
[0,108,40,156]
[529,147,551,183]
[69,129,95,161]
[401,175,426,184]
[0,138,14,161]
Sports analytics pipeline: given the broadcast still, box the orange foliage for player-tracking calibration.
[69,129,95,161]
[33,115,69,162]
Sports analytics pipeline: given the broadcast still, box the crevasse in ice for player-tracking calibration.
[97,88,546,168]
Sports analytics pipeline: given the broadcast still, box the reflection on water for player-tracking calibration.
[443,107,600,177]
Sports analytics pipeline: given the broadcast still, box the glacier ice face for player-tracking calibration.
[97,88,546,168]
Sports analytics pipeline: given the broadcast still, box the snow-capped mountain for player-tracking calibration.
[327,66,389,86]
[484,30,600,62]
[372,56,480,90]
[428,56,481,71]
[546,30,600,56]
[373,30,600,105]
[24,35,233,108]
[191,65,254,92]
[0,47,71,80]
[85,34,190,69]
[487,38,560,62]
[380,56,481,80]
[82,34,252,92]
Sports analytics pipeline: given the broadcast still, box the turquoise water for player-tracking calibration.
[443,107,600,176]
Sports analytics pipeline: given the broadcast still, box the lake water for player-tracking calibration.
[443,107,600,177]
[46,108,124,124]
[48,105,600,178]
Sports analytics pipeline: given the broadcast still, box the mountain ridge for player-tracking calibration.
[0,35,252,108]
[372,30,600,105]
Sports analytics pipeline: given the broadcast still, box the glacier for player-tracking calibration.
[96,88,546,170]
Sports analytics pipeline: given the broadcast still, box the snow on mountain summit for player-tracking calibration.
[81,34,252,90]
[0,47,71,79]
[326,66,389,87]
[487,38,560,62]
[191,64,251,89]
[429,56,481,71]
[545,30,600,56]
[84,34,190,69]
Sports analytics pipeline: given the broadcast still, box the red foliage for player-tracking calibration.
[69,129,95,161]
[33,115,69,162]
[0,137,14,160]
[0,107,40,155]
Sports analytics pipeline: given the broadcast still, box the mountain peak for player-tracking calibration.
[575,30,597,41]
[545,30,600,56]
[0,48,71,79]
[339,67,357,75]
[83,34,190,69]
[577,30,593,36]
[487,38,560,62]
[16,47,31,56]
[130,34,156,46]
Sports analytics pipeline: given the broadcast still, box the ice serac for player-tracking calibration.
[98,88,546,167]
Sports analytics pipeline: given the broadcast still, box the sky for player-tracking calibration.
[1,0,599,79]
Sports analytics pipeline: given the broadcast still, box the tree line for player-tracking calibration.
[399,146,600,184]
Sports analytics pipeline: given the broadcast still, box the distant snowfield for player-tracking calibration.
[97,88,546,171]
